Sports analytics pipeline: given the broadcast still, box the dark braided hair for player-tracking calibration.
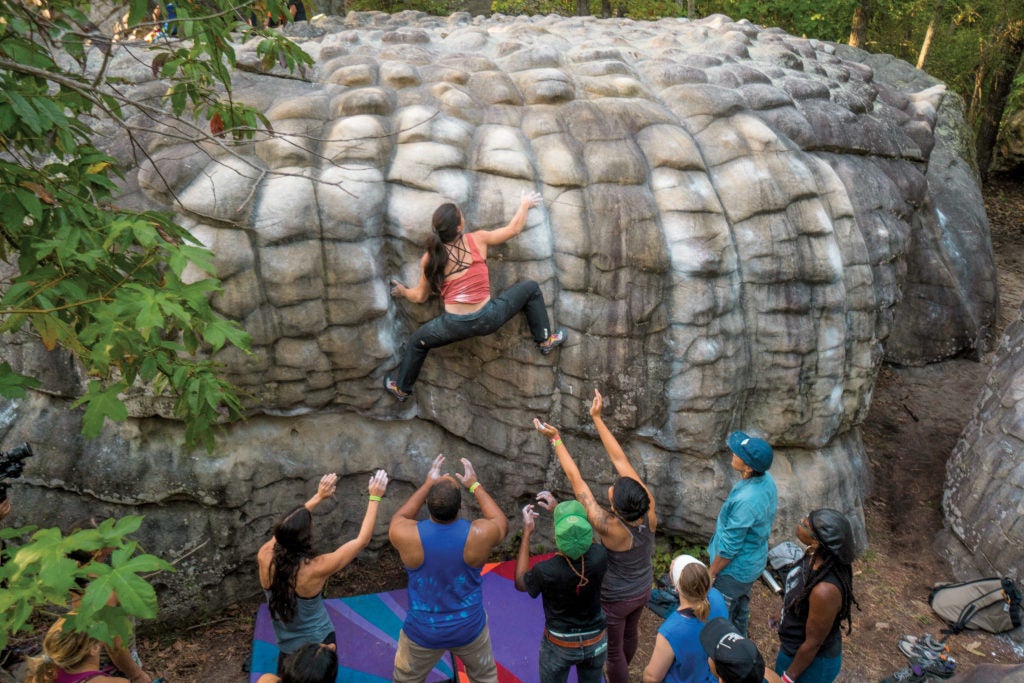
[784,547,860,635]
[424,203,462,294]
[269,506,316,623]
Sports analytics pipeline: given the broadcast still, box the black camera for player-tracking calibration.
[0,443,33,502]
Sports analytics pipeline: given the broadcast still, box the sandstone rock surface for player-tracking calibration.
[0,12,996,620]
[941,305,1024,582]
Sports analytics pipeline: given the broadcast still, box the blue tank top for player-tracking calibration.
[263,588,334,654]
[403,518,486,648]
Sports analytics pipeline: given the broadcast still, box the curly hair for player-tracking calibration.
[269,506,316,623]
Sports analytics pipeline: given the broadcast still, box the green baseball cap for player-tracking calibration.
[553,500,593,560]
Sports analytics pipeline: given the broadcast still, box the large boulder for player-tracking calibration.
[0,12,994,621]
[940,304,1024,582]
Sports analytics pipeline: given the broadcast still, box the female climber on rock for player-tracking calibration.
[533,388,657,683]
[258,470,388,672]
[385,191,566,401]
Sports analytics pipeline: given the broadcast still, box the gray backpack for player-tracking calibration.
[928,577,1022,634]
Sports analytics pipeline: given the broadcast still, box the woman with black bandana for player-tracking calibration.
[772,509,859,683]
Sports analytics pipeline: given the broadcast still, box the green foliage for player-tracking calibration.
[0,516,173,650]
[697,0,858,42]
[653,536,708,581]
[0,0,312,449]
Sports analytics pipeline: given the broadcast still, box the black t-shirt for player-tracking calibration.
[523,544,608,634]
[289,0,306,21]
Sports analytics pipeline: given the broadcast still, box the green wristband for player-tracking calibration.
[369,495,382,502]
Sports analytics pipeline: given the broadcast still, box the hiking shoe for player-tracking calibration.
[899,634,948,661]
[881,663,928,683]
[918,656,956,680]
[539,329,567,355]
[384,377,410,402]
[898,639,948,661]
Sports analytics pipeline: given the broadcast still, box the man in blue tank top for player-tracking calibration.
[389,454,508,682]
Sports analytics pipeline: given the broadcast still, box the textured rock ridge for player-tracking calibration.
[0,12,997,620]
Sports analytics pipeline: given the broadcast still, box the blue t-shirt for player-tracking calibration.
[708,473,778,583]
[403,518,486,649]
[657,588,728,683]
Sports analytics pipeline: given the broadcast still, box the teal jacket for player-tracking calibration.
[707,473,778,583]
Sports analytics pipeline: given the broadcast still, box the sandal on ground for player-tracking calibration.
[384,377,410,402]
[539,329,567,355]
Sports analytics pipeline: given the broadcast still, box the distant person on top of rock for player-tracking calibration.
[533,388,657,683]
[385,191,566,401]
[258,470,389,673]
[388,454,508,682]
[707,431,778,637]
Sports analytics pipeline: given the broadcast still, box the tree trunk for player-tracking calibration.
[600,0,610,17]
[970,24,1024,179]
[687,0,694,18]
[576,0,589,16]
[916,0,944,70]
[848,0,870,48]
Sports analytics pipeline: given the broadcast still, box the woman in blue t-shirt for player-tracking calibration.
[643,555,728,683]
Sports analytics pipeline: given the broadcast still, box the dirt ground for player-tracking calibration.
[97,176,1024,680]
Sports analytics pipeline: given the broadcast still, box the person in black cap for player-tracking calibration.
[707,431,778,636]
[772,509,859,683]
[700,617,781,683]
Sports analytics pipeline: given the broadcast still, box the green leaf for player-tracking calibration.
[0,364,41,399]
[73,381,130,437]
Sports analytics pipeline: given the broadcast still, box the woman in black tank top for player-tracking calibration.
[534,388,657,683]
[774,509,858,683]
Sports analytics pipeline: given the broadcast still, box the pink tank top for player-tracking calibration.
[440,235,490,305]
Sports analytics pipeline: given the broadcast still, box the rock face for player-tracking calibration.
[0,12,996,621]
[940,306,1024,582]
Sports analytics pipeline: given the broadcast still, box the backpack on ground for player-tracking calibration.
[928,576,1023,635]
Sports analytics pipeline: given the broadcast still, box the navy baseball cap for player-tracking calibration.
[727,431,773,472]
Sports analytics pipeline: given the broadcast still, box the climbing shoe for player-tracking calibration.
[539,329,567,355]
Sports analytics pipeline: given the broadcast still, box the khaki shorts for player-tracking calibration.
[393,622,498,683]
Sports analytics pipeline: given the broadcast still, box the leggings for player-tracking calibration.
[601,589,651,683]
[394,280,551,392]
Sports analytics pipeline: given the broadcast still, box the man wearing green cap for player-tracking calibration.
[515,492,609,683]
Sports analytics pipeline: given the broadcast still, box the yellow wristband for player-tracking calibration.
[369,495,382,502]
[469,482,481,493]
[550,438,563,447]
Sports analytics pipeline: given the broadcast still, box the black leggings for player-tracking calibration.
[394,280,551,392]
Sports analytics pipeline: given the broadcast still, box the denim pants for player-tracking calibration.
[775,648,842,683]
[394,280,551,392]
[538,632,607,683]
[712,573,754,636]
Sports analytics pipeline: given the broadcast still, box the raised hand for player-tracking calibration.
[536,490,557,512]
[316,473,338,500]
[521,503,538,533]
[533,418,560,441]
[455,457,478,490]
[427,454,445,482]
[521,190,542,209]
[589,388,604,419]
[368,469,389,497]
